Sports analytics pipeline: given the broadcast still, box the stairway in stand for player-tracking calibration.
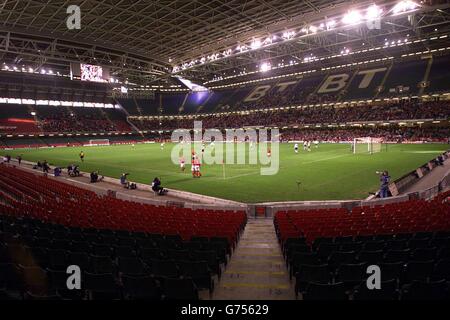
[211,218,295,300]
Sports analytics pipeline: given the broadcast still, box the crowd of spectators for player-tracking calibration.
[38,108,131,133]
[150,126,449,143]
[131,100,450,131]
[280,127,450,143]
[3,98,448,138]
[232,85,340,111]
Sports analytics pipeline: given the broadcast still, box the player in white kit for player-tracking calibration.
[179,157,185,172]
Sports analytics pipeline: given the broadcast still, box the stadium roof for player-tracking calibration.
[0,0,450,86]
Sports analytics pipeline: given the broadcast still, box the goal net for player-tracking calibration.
[353,137,383,154]
[87,139,110,146]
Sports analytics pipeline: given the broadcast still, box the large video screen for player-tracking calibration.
[80,63,103,82]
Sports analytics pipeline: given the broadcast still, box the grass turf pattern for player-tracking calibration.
[5,143,448,203]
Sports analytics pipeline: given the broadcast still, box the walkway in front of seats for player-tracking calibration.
[402,157,450,194]
[6,159,201,204]
[210,218,295,300]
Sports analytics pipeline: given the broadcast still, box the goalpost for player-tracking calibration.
[87,139,110,146]
[353,137,383,154]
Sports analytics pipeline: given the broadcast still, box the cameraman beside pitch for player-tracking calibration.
[377,170,391,198]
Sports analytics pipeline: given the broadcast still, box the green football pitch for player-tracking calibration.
[5,143,448,203]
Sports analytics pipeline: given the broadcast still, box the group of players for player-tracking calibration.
[80,140,318,181]
[179,140,315,178]
[294,140,319,153]
[80,139,318,181]
[178,154,201,178]
[179,143,208,178]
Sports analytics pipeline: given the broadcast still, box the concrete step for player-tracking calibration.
[210,218,295,300]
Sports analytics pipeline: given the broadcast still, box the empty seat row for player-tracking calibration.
[0,165,248,300]
[275,190,450,299]
[0,263,200,300]
[298,279,450,300]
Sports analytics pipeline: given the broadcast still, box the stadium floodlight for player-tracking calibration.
[342,10,362,25]
[366,4,383,20]
[251,39,262,50]
[170,1,424,75]
[176,75,208,92]
[28,68,34,73]
[303,55,316,63]
[392,1,419,15]
[41,69,46,74]
[263,37,273,45]
[282,31,295,40]
[325,20,336,30]
[237,45,248,53]
[260,62,271,72]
